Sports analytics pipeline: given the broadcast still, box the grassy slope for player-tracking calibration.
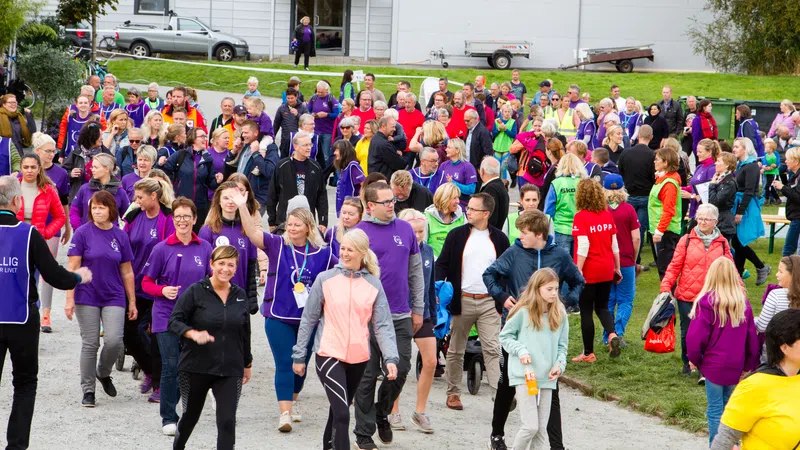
[107,60,800,106]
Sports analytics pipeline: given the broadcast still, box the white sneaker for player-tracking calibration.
[278,411,292,432]
[388,412,405,430]
[291,401,302,422]
[162,423,177,436]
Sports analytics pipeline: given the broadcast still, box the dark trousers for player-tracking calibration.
[123,297,160,386]
[765,174,780,201]
[354,317,412,438]
[677,300,693,366]
[655,231,680,280]
[174,372,242,450]
[491,349,564,449]
[0,308,39,450]
[316,355,367,450]
[294,41,312,68]
[193,207,209,234]
[732,235,765,274]
[579,281,615,355]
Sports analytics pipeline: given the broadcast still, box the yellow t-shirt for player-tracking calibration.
[720,372,800,449]
[355,137,371,175]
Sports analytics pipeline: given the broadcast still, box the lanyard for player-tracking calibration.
[291,242,310,285]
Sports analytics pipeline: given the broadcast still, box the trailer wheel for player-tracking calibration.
[442,61,449,68]
[487,57,495,69]
[617,59,634,73]
[493,52,512,70]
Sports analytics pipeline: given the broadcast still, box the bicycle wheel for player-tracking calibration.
[98,37,116,52]
[22,83,35,109]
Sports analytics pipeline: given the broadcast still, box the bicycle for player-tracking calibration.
[1,52,36,108]
[74,47,112,82]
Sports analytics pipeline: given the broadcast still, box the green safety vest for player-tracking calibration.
[556,108,577,137]
[543,107,556,121]
[507,211,520,244]
[493,118,516,154]
[425,212,465,258]
[648,176,682,235]
[551,176,580,235]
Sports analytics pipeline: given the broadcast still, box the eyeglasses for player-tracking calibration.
[129,139,142,144]
[40,149,57,154]
[423,158,439,163]
[196,134,207,139]
[373,197,397,207]
[551,98,560,101]
[174,215,194,222]
[340,125,351,129]
[467,207,489,213]
[696,217,717,222]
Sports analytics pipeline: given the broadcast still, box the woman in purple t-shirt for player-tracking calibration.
[65,190,137,407]
[292,16,315,70]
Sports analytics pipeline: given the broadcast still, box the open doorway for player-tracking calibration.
[293,0,349,55]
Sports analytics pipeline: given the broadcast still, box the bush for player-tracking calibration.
[18,17,71,53]
[16,43,83,123]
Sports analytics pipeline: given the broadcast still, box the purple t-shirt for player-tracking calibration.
[355,219,419,315]
[45,164,69,237]
[206,148,229,199]
[67,223,134,308]
[127,211,174,299]
[335,160,365,215]
[198,222,257,291]
[121,172,142,202]
[302,26,312,42]
[144,237,213,333]
[308,95,339,135]
[71,183,132,230]
[432,160,477,207]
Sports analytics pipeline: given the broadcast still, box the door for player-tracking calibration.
[295,0,347,55]
[175,18,211,54]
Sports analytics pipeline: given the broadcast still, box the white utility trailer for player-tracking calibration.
[430,40,532,69]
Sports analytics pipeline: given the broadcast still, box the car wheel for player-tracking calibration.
[216,45,234,62]
[130,42,150,58]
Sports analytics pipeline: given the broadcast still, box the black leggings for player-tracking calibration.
[579,281,615,355]
[294,41,312,68]
[174,372,242,450]
[315,355,366,450]
[491,349,564,449]
[731,235,765,274]
[123,297,161,386]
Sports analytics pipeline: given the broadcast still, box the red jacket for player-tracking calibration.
[16,183,66,240]
[660,229,735,302]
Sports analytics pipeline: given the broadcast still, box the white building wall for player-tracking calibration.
[350,0,392,59]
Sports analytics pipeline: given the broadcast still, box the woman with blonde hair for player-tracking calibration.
[732,137,769,283]
[103,109,130,156]
[544,152,587,259]
[410,119,449,164]
[424,183,465,257]
[234,192,337,432]
[601,125,624,164]
[207,127,231,196]
[684,139,720,228]
[156,123,186,167]
[324,196,363,257]
[492,103,519,181]
[574,102,597,150]
[767,99,796,138]
[356,119,377,174]
[70,152,130,229]
[686,257,759,445]
[432,138,477,203]
[293,229,397,450]
[121,144,157,201]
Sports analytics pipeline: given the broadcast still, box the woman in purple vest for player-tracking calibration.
[142,197,212,436]
[122,177,175,402]
[332,139,365,216]
[235,192,337,433]
[65,190,137,407]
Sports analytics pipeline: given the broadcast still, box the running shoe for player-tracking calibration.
[354,436,378,450]
[376,415,393,444]
[571,353,597,363]
[756,265,771,286]
[41,315,52,333]
[291,401,302,422]
[278,411,292,432]
[97,375,117,397]
[566,305,581,315]
[388,412,405,430]
[742,269,751,280]
[411,412,433,434]
[81,392,95,408]
[698,376,706,386]
[140,375,153,394]
[148,387,160,403]
[609,335,622,358]
[162,423,176,436]
[488,435,508,450]
[680,364,692,376]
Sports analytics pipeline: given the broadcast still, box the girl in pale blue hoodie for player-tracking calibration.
[499,268,568,450]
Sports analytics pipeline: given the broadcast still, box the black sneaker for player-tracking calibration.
[97,375,117,397]
[488,435,508,450]
[376,415,393,444]
[680,364,692,376]
[354,435,378,450]
[698,376,706,386]
[82,392,96,407]
[566,305,581,315]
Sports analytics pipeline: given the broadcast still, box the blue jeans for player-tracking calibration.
[782,220,800,256]
[705,380,736,445]
[554,232,579,307]
[627,196,650,263]
[265,318,315,401]
[157,331,181,425]
[318,133,333,168]
[516,176,530,191]
[494,152,510,180]
[604,265,636,342]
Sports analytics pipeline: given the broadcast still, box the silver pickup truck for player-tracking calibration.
[114,14,249,62]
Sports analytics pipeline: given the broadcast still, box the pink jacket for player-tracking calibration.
[768,112,795,138]
[291,265,398,365]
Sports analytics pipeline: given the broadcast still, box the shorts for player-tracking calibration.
[414,318,435,339]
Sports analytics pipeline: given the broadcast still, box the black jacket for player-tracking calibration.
[658,99,684,136]
[479,177,509,230]
[293,24,316,57]
[435,224,510,315]
[708,173,737,236]
[224,144,279,206]
[0,212,80,304]
[781,171,800,221]
[169,278,252,377]
[162,149,219,210]
[368,132,406,179]
[396,183,433,214]
[267,156,328,227]
[617,143,655,197]
[467,122,494,172]
[734,160,760,215]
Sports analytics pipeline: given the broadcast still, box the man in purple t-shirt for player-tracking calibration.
[568,84,586,109]
[353,181,424,448]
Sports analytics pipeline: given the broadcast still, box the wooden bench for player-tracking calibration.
[763,214,791,254]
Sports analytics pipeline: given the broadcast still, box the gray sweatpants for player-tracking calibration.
[75,305,126,394]
[513,386,553,450]
[38,236,60,310]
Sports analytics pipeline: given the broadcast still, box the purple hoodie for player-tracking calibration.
[686,158,717,218]
[248,112,275,139]
[686,291,760,386]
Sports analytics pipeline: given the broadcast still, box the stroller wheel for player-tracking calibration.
[132,361,142,380]
[467,357,482,395]
[115,348,125,371]
[415,353,423,381]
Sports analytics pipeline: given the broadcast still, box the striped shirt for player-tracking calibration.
[756,288,790,333]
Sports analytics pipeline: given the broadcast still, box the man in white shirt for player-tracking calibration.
[611,84,626,112]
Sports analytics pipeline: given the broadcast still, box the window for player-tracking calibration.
[135,0,168,15]
[178,19,204,32]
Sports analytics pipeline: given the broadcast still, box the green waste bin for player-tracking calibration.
[679,96,736,141]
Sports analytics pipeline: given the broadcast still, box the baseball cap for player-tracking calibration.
[539,80,551,88]
[289,76,301,83]
[603,174,624,190]
[233,105,247,115]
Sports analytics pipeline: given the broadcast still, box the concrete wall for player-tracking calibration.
[349,0,392,59]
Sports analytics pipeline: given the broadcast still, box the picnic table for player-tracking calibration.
[763,214,791,254]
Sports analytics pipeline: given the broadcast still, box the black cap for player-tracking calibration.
[539,80,551,88]
[234,105,247,115]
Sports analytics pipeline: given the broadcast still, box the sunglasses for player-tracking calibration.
[129,139,142,144]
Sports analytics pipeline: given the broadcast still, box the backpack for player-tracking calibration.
[526,145,549,178]
[309,94,335,115]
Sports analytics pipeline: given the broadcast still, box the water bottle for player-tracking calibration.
[524,367,538,396]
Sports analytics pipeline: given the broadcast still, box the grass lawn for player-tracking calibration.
[564,233,785,434]
[106,59,800,107]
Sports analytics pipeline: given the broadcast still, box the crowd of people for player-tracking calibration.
[0,67,799,450]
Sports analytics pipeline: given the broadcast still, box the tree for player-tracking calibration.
[56,0,118,62]
[688,0,800,75]
[16,43,83,124]
[0,0,41,50]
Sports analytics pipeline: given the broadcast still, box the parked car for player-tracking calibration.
[65,22,92,49]
[114,13,249,62]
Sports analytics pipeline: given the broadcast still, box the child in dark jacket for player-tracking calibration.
[686,257,760,446]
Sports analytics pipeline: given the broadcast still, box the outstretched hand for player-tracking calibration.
[231,190,249,208]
